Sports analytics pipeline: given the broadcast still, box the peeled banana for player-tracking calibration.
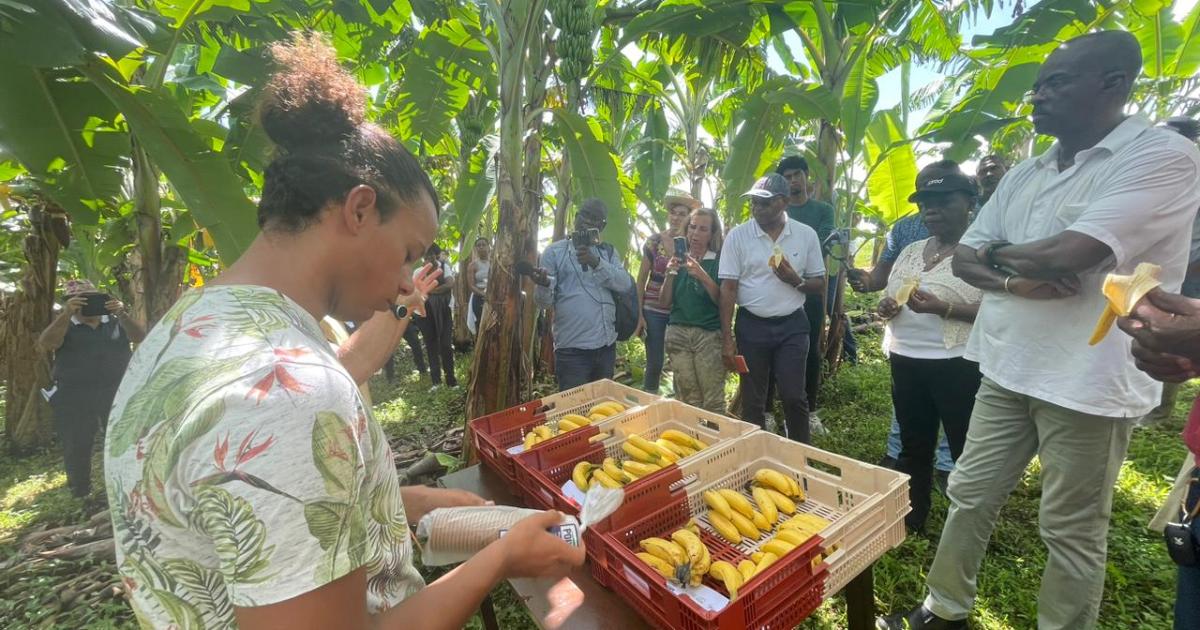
[895,275,920,304]
[1089,262,1163,345]
[769,244,785,269]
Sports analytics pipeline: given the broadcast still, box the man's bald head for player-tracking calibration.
[1030,31,1142,138]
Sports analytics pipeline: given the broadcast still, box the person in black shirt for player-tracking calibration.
[38,279,145,497]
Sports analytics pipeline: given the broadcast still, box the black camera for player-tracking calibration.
[570,227,600,249]
[81,293,111,317]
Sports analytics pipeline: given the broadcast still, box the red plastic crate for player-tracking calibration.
[468,379,657,489]
[594,485,827,630]
[511,400,757,516]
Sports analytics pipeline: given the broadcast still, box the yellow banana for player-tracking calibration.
[703,490,733,521]
[591,402,625,416]
[523,432,540,449]
[751,551,765,563]
[763,488,796,515]
[708,512,742,544]
[571,461,593,491]
[693,437,710,450]
[622,460,661,478]
[751,552,779,579]
[561,413,592,426]
[781,513,830,535]
[602,457,633,483]
[895,275,920,304]
[640,537,688,567]
[628,434,677,463]
[654,438,689,458]
[622,441,661,464]
[762,539,796,557]
[671,529,708,575]
[533,425,553,439]
[729,511,760,539]
[750,509,770,533]
[753,469,794,497]
[660,429,702,450]
[591,469,624,489]
[752,486,778,525]
[589,413,607,422]
[708,561,743,600]
[636,552,678,582]
[737,559,756,582]
[685,518,702,537]
[558,418,581,432]
[788,476,804,500]
[718,489,756,519]
[588,432,610,443]
[774,528,812,547]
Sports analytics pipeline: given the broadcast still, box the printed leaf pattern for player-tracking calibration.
[106,286,421,627]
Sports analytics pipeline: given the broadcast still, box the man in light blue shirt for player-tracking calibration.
[530,198,634,391]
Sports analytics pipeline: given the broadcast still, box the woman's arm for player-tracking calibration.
[657,271,676,310]
[943,301,980,323]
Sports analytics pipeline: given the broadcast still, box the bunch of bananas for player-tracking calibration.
[635,520,710,587]
[702,469,808,545]
[521,401,626,450]
[548,0,597,83]
[571,457,662,490]
[584,400,626,423]
[621,430,709,466]
[521,425,553,449]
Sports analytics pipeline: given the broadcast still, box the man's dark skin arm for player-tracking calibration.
[847,262,893,293]
[951,244,1081,299]
[986,231,1114,279]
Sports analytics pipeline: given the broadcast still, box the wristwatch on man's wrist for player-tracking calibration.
[980,241,1011,268]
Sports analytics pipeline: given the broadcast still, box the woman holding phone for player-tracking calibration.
[658,208,726,413]
[636,193,702,393]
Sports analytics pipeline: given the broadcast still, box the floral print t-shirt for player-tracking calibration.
[105,285,423,629]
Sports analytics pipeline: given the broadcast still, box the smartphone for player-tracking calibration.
[81,293,110,317]
[733,355,749,374]
[674,236,687,259]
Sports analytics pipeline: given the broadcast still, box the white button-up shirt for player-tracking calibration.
[719,218,825,318]
[961,116,1200,418]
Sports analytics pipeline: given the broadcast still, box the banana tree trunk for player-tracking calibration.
[465,2,550,459]
[452,232,474,349]
[119,143,185,328]
[3,202,67,453]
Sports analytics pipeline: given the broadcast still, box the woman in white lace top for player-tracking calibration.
[877,161,984,533]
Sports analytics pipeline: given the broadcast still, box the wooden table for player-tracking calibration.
[440,464,877,630]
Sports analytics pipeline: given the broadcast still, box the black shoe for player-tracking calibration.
[933,469,950,496]
[878,455,898,469]
[877,605,967,630]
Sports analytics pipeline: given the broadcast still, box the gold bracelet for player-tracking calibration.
[945,303,954,319]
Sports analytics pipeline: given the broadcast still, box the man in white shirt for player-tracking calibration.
[882,31,1200,630]
[719,173,826,442]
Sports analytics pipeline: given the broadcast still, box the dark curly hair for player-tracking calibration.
[257,33,438,232]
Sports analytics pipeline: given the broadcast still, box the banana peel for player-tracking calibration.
[1088,262,1162,345]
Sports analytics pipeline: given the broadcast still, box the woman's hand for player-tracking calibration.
[665,256,681,275]
[877,296,901,319]
[684,256,707,282]
[499,510,587,579]
[906,289,947,315]
[65,296,86,316]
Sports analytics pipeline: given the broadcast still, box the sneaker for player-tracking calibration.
[809,412,828,437]
[933,469,950,496]
[877,605,967,630]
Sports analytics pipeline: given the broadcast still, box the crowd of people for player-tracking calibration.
[26,27,1200,630]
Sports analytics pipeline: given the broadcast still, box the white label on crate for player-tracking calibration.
[506,444,526,455]
[560,480,585,507]
[664,583,730,612]
[622,563,651,598]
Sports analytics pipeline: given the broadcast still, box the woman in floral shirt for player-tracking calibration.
[105,33,583,630]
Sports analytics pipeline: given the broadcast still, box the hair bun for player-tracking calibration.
[259,32,366,153]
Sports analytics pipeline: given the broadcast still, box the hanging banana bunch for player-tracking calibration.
[549,0,598,87]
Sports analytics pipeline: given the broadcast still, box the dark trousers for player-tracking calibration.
[1178,468,1200,630]
[471,292,484,323]
[50,389,112,497]
[642,308,670,393]
[386,325,427,381]
[555,344,616,392]
[803,294,824,412]
[736,308,810,443]
[417,295,456,385]
[890,353,981,531]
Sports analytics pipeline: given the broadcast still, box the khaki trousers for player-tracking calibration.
[664,325,726,414]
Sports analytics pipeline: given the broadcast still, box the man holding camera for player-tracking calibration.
[38,279,145,498]
[530,198,634,391]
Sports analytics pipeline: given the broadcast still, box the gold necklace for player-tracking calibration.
[925,239,956,266]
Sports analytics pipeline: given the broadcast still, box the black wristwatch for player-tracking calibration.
[981,241,1012,268]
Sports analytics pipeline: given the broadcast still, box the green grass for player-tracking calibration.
[0,333,1188,629]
